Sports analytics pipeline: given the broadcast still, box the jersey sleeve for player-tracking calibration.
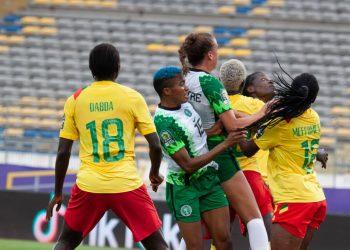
[199,74,232,116]
[154,115,185,156]
[59,96,79,140]
[254,124,280,150]
[132,93,157,135]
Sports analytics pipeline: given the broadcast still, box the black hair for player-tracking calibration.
[89,43,120,81]
[242,72,264,96]
[246,68,319,131]
[153,78,174,97]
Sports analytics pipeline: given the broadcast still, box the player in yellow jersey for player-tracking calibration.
[219,59,274,240]
[240,70,327,250]
[242,72,276,183]
[46,43,168,250]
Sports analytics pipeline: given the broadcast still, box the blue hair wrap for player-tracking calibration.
[153,66,182,80]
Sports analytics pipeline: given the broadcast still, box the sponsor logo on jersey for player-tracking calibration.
[221,90,230,106]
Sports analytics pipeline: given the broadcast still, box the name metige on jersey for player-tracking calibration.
[89,101,114,112]
[188,91,202,103]
[292,124,320,137]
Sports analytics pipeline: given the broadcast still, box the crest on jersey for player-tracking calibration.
[180,205,192,217]
[184,108,192,117]
[160,131,175,147]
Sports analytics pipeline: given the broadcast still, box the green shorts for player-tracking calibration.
[166,168,228,223]
[207,139,241,183]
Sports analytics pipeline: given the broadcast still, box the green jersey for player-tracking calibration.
[154,103,218,185]
[185,69,232,142]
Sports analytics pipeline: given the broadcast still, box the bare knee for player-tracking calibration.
[212,232,232,250]
[141,230,168,250]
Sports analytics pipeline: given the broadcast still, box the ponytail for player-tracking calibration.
[178,44,189,75]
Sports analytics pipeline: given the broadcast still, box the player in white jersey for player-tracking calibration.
[153,66,246,250]
[178,32,269,250]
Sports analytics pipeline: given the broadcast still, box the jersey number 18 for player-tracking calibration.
[86,118,125,163]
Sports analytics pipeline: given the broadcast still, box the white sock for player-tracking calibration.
[246,218,269,250]
[179,238,186,250]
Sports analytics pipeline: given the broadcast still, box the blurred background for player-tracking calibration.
[0,0,349,249]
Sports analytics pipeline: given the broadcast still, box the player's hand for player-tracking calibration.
[205,120,223,137]
[317,148,328,169]
[224,130,247,148]
[46,194,63,221]
[149,172,164,192]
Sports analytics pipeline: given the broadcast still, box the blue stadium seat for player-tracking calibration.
[0,24,22,33]
[236,6,252,14]
[23,129,40,138]
[39,130,59,139]
[3,15,21,23]
[216,37,230,46]
[252,0,266,5]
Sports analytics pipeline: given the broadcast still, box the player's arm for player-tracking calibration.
[200,74,266,132]
[46,138,73,220]
[46,96,78,220]
[219,107,266,131]
[172,130,246,174]
[239,139,260,157]
[316,148,328,169]
[144,132,163,192]
[240,125,278,158]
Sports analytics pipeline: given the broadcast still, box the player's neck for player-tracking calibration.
[193,64,212,74]
[159,99,181,110]
[227,90,240,96]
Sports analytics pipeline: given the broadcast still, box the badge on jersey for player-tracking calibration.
[220,89,230,106]
[184,108,192,117]
[160,131,175,147]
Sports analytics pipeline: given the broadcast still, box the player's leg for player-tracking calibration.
[243,170,274,240]
[141,230,168,250]
[271,224,302,250]
[109,184,167,250]
[299,227,315,250]
[221,171,268,250]
[55,185,107,250]
[178,221,203,250]
[299,200,327,250]
[207,142,269,250]
[202,207,231,250]
[54,223,83,250]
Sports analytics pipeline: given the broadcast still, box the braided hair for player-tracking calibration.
[246,67,319,131]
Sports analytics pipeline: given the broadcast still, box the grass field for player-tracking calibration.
[0,238,127,250]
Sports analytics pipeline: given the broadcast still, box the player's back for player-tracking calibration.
[255,108,325,203]
[60,80,156,193]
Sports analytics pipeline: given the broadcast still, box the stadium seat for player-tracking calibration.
[4,128,24,137]
[218,6,236,15]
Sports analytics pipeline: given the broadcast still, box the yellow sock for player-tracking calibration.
[210,244,216,250]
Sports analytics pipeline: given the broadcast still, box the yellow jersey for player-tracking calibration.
[229,94,265,172]
[60,81,156,193]
[256,149,269,183]
[254,108,325,203]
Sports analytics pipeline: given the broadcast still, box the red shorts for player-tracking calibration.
[272,200,327,238]
[64,184,162,242]
[230,170,274,236]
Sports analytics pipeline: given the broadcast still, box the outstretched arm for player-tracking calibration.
[172,130,246,174]
[46,138,73,220]
[145,132,164,192]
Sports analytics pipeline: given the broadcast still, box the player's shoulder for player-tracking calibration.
[116,83,144,99]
